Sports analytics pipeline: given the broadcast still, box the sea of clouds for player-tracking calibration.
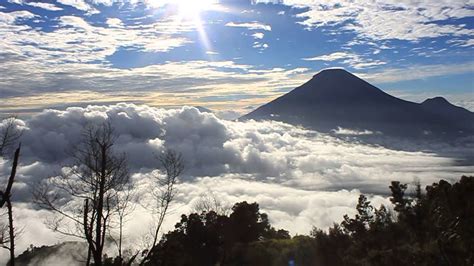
[0,103,473,263]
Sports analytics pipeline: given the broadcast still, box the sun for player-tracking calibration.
[149,0,220,56]
[174,0,218,19]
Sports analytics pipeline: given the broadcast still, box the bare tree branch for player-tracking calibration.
[140,149,184,265]
[32,122,130,266]
[108,183,137,262]
[0,145,21,266]
[0,145,20,208]
[192,189,231,215]
[0,117,23,158]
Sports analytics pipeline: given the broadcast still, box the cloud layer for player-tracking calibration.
[0,104,472,263]
[258,0,474,41]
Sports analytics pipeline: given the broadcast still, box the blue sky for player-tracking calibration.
[0,0,473,116]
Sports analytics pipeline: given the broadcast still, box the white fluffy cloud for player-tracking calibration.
[252,32,265,39]
[0,12,193,66]
[8,103,467,193]
[0,104,472,263]
[0,57,312,115]
[303,51,386,69]
[0,4,312,113]
[357,61,474,84]
[58,0,98,13]
[225,21,272,31]
[1,0,472,116]
[106,17,123,27]
[0,10,36,24]
[26,2,63,11]
[256,0,474,41]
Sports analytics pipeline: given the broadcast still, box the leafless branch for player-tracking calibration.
[192,189,231,215]
[0,145,21,265]
[0,117,23,158]
[139,149,184,265]
[32,122,130,266]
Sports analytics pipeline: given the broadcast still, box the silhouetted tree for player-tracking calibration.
[33,123,129,266]
[334,177,472,265]
[0,145,21,266]
[192,189,230,215]
[140,149,184,265]
[422,176,474,265]
[146,201,289,265]
[341,194,373,236]
[0,117,22,158]
[49,176,474,266]
[227,201,273,244]
[109,182,137,264]
[389,181,412,215]
[370,204,392,229]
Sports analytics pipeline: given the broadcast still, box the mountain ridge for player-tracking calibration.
[242,69,474,139]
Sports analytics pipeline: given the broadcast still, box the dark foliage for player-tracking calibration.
[144,201,290,266]
[303,176,473,266]
[20,176,474,266]
[138,176,474,266]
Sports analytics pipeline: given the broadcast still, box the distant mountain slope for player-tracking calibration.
[242,69,474,138]
[15,242,86,266]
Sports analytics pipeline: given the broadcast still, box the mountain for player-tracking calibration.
[242,69,474,138]
[194,106,213,113]
[15,242,87,266]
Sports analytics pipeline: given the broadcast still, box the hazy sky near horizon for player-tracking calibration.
[0,0,473,115]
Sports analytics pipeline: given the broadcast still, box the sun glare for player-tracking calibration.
[175,0,218,18]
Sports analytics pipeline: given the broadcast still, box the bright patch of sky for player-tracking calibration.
[0,0,473,114]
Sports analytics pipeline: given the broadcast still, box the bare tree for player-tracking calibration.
[0,210,16,264]
[192,189,231,215]
[0,145,21,266]
[139,150,184,265]
[33,123,129,266]
[108,183,137,263]
[0,117,23,158]
[0,211,10,246]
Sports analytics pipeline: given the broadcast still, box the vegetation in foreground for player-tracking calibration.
[16,175,474,266]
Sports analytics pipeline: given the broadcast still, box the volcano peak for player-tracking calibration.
[243,69,474,138]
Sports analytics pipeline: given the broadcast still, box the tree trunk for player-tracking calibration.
[83,199,93,266]
[94,144,107,266]
[7,199,15,266]
[119,216,123,260]
[1,145,20,266]
[86,247,91,266]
